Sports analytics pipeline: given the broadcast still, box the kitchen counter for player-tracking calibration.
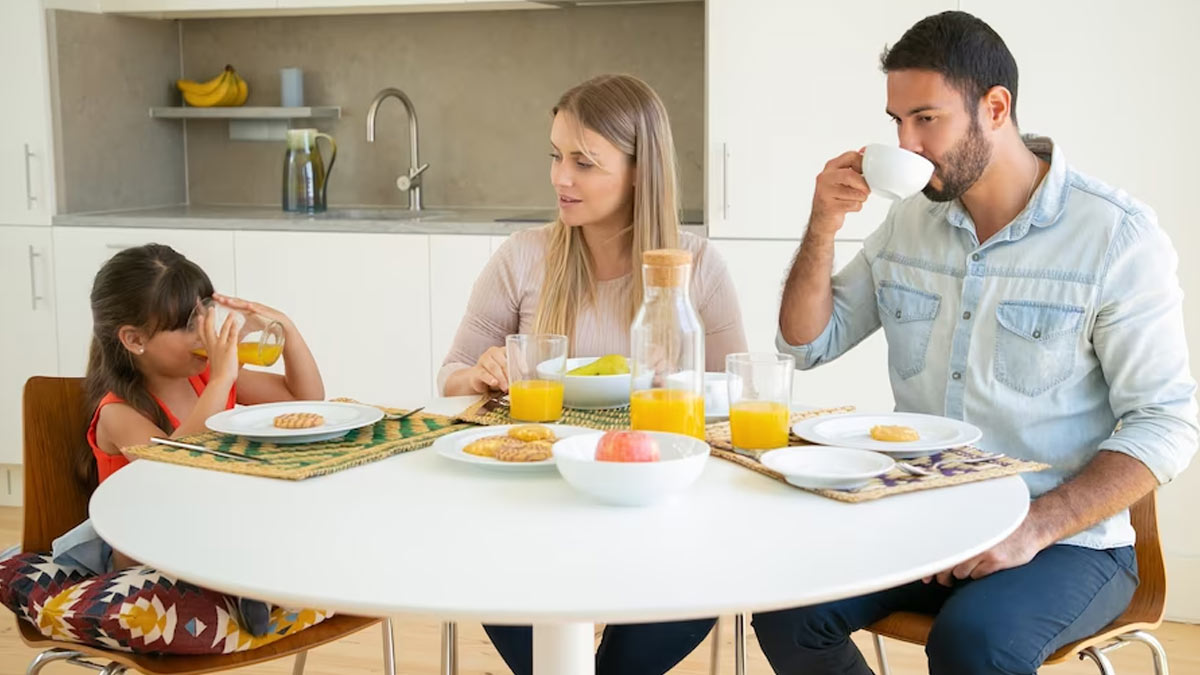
[53,204,707,237]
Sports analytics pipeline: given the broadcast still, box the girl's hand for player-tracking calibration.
[199,306,240,384]
[212,292,294,332]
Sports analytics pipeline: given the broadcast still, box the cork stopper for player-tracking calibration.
[643,248,693,287]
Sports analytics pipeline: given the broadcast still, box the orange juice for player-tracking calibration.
[630,389,705,439]
[510,379,564,422]
[730,400,790,450]
[192,342,283,367]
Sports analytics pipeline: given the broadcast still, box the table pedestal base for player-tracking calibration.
[533,622,594,675]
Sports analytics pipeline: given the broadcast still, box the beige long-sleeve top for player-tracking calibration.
[438,224,748,393]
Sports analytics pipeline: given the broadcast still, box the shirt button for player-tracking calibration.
[962,311,971,320]
[1033,329,1042,339]
[952,371,962,380]
[895,310,902,319]
[971,253,981,262]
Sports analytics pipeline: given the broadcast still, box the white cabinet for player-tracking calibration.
[0,227,58,464]
[705,0,950,241]
[99,0,276,11]
[710,239,894,414]
[279,0,464,7]
[0,1,54,226]
[234,231,431,405]
[276,0,540,9]
[100,0,548,15]
[429,235,494,396]
[52,228,236,377]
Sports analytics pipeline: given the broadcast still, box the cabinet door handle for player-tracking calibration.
[24,144,37,210]
[722,142,731,220]
[28,246,45,310]
[105,243,137,251]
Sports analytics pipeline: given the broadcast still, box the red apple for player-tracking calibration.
[595,430,660,462]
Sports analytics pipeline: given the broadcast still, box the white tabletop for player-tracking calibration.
[90,397,1030,625]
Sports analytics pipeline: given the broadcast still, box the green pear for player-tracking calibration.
[567,354,630,376]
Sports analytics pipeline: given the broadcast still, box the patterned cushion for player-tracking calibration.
[0,553,329,655]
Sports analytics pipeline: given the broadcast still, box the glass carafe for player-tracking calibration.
[629,249,706,439]
[282,128,337,214]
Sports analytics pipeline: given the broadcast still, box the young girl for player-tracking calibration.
[84,243,323,488]
[441,74,747,675]
[56,243,323,636]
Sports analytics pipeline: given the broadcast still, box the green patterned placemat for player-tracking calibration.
[125,409,471,480]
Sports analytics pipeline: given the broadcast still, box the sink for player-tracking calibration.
[319,208,453,222]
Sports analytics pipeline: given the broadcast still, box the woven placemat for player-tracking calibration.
[125,405,471,480]
[456,394,632,430]
[714,444,1048,503]
[705,406,856,448]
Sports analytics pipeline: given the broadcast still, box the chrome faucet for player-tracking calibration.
[366,87,428,211]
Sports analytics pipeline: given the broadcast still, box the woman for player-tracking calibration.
[440,74,748,675]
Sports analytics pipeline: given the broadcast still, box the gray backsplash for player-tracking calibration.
[49,10,186,214]
[180,4,704,210]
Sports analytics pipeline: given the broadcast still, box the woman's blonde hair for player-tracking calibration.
[533,74,681,342]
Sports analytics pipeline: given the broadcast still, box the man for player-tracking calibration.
[756,10,1198,675]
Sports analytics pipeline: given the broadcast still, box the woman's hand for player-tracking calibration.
[466,346,510,393]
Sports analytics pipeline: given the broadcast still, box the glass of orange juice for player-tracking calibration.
[188,298,285,367]
[506,333,568,422]
[727,353,795,454]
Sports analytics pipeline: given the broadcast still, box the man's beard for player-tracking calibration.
[922,118,991,203]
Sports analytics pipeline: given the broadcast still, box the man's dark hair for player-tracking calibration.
[881,11,1020,126]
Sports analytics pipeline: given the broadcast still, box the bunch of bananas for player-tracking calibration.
[176,65,248,107]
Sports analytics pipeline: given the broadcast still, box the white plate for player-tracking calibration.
[205,401,384,444]
[433,424,598,471]
[792,412,982,458]
[761,446,895,490]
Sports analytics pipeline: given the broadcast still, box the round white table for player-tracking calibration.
[91,396,1029,674]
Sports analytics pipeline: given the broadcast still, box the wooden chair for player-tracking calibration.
[18,376,395,675]
[868,490,1170,675]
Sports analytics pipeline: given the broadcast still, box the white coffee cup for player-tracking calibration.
[862,144,935,200]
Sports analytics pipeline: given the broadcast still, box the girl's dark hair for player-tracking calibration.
[881,10,1020,126]
[80,244,213,486]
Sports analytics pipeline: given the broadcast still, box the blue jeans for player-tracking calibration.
[752,545,1137,675]
[483,618,716,675]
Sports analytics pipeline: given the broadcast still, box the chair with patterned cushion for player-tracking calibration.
[17,376,396,675]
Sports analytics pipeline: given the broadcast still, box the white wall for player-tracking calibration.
[967,0,1200,621]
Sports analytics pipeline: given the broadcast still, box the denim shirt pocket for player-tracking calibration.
[877,282,941,380]
[994,301,1085,396]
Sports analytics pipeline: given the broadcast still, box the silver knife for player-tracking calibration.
[150,437,268,463]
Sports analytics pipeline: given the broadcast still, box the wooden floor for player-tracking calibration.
[1,506,1195,674]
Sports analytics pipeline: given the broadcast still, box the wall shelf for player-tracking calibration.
[148,106,341,120]
[148,106,342,141]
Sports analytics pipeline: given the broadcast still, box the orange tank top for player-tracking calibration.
[86,366,237,484]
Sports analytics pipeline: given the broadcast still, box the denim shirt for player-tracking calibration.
[779,136,1198,549]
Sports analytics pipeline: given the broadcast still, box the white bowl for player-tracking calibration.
[760,446,895,490]
[538,357,631,410]
[552,431,710,506]
[862,144,934,200]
